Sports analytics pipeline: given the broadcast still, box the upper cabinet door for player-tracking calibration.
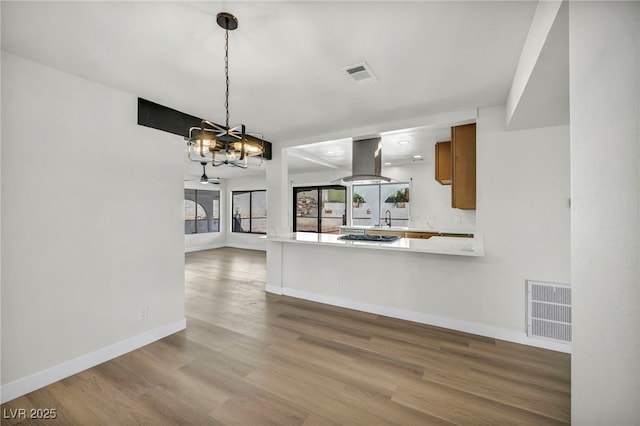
[435,141,452,185]
[451,123,476,210]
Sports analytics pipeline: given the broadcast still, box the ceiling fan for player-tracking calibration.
[185,162,221,185]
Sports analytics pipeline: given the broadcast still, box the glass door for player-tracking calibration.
[320,187,346,233]
[294,188,319,232]
[294,186,346,233]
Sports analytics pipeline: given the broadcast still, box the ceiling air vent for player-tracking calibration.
[342,62,378,85]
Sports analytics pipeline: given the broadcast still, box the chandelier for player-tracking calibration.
[187,12,263,168]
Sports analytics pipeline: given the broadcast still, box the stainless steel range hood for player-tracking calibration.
[338,137,394,184]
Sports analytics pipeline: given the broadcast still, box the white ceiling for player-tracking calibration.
[1,1,538,180]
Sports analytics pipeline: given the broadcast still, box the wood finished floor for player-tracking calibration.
[1,248,571,425]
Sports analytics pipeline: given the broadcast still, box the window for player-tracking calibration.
[294,185,346,233]
[184,189,220,234]
[232,190,267,234]
[352,183,410,227]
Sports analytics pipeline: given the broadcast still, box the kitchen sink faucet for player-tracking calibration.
[384,210,392,227]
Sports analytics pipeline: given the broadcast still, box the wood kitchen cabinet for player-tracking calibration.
[435,141,452,185]
[362,229,474,239]
[451,123,476,209]
[364,229,405,238]
[404,231,440,239]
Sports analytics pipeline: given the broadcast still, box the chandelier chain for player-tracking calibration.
[224,26,230,131]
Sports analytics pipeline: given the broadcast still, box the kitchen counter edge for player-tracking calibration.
[268,232,484,257]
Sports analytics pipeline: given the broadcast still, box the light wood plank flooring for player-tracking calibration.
[2,247,570,425]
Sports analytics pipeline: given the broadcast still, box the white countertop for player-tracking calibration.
[338,225,474,235]
[269,232,484,257]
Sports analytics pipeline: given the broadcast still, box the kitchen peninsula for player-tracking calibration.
[266,228,491,348]
[269,231,484,256]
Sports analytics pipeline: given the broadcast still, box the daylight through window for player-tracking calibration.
[294,185,346,233]
[232,190,267,234]
[184,189,220,234]
[352,183,410,227]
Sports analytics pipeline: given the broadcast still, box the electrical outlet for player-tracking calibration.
[138,306,148,321]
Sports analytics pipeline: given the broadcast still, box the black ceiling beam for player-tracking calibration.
[137,97,272,160]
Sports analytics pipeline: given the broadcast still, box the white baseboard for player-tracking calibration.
[1,318,187,404]
[265,284,283,295]
[185,243,224,253]
[224,242,267,251]
[278,287,571,354]
[185,242,266,253]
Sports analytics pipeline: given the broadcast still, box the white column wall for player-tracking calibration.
[265,144,289,291]
[569,2,640,423]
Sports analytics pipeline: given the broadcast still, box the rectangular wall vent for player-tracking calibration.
[526,280,571,343]
[341,62,378,85]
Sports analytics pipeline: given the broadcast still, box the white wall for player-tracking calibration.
[384,161,475,232]
[1,52,186,399]
[270,105,570,348]
[569,2,640,423]
[506,0,563,122]
[476,106,570,286]
[506,0,568,130]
